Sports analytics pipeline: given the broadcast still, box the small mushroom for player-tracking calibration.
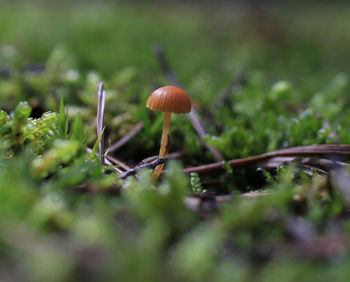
[146,85,192,180]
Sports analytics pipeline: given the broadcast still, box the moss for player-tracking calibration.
[0,1,350,281]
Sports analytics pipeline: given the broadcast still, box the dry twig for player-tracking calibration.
[214,67,246,108]
[109,121,145,153]
[119,158,167,180]
[184,145,350,175]
[86,147,124,175]
[105,155,132,171]
[136,151,183,166]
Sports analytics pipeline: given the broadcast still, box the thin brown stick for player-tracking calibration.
[214,67,246,108]
[137,151,183,165]
[109,121,145,153]
[301,158,347,171]
[105,155,132,171]
[119,158,167,180]
[86,147,123,174]
[256,156,347,171]
[153,43,224,162]
[184,145,350,175]
[300,164,327,176]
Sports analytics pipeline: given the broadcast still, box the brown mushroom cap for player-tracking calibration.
[146,85,191,114]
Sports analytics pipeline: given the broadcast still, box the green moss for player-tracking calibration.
[0,1,350,281]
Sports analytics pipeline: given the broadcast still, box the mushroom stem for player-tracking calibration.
[153,111,172,180]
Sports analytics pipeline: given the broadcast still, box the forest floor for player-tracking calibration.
[1,1,350,281]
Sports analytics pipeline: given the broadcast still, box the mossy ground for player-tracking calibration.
[1,1,350,281]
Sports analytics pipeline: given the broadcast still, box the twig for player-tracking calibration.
[184,145,350,175]
[136,151,183,166]
[97,82,106,165]
[256,156,346,174]
[86,147,123,175]
[153,43,224,162]
[256,156,297,169]
[301,158,347,171]
[109,121,145,153]
[214,67,246,108]
[105,155,132,171]
[119,158,167,180]
[299,164,327,176]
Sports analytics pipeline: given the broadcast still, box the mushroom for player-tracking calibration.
[146,85,192,180]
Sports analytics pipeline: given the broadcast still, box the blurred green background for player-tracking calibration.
[1,1,350,84]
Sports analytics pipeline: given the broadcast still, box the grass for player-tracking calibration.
[1,1,350,281]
